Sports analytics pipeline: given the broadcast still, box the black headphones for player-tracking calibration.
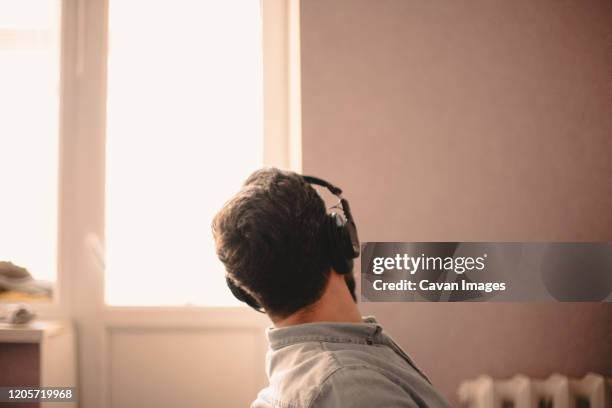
[225,175,360,313]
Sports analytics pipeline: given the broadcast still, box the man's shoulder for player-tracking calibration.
[260,342,340,405]
[255,342,391,408]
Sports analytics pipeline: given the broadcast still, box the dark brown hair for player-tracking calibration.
[212,167,331,318]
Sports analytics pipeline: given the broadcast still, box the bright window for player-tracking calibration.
[105,0,264,305]
[0,0,60,286]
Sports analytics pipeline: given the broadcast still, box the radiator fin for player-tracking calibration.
[458,373,610,408]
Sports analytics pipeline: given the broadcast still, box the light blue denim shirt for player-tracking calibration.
[252,317,451,408]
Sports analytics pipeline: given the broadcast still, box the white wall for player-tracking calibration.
[300,0,612,405]
[109,328,266,407]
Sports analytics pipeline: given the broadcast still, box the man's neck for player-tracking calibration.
[273,272,362,327]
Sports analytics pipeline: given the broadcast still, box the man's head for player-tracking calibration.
[212,167,356,319]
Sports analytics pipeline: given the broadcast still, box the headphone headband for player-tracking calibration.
[302,175,343,196]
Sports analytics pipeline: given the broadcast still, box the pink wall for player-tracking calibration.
[300,0,612,404]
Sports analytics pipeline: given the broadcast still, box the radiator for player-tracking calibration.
[458,373,612,408]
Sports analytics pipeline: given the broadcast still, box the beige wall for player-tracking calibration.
[300,0,612,405]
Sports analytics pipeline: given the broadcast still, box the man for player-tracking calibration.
[212,167,450,408]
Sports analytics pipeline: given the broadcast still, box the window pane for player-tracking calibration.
[105,0,263,305]
[0,1,60,291]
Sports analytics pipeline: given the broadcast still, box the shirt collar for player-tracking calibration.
[266,316,382,350]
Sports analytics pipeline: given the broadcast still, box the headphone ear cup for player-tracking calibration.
[226,276,264,312]
[326,213,352,274]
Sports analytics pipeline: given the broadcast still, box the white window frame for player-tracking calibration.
[26,1,302,406]
[33,0,302,317]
